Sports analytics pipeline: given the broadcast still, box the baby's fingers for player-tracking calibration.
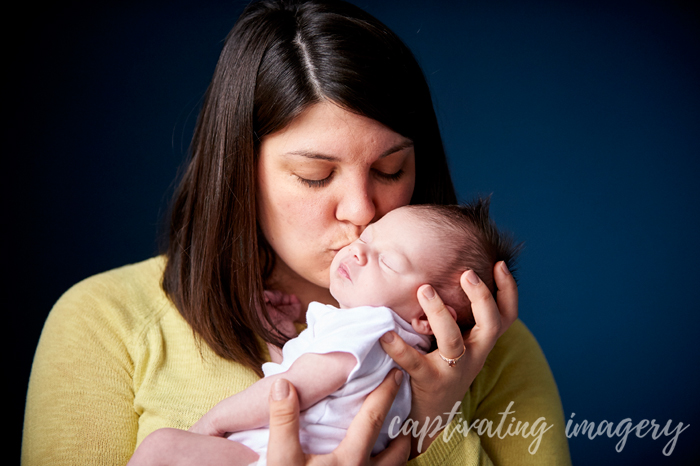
[264,290,300,306]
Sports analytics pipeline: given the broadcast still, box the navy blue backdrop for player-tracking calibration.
[12,1,699,464]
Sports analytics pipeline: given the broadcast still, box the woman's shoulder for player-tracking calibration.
[61,255,166,298]
[46,256,173,342]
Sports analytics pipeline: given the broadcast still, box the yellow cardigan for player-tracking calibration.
[22,257,571,465]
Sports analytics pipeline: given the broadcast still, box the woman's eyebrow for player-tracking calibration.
[379,140,414,159]
[285,151,339,161]
[284,140,414,162]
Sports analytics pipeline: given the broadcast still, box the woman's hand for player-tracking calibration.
[267,372,411,466]
[380,261,518,456]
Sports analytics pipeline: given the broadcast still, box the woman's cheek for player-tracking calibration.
[378,179,415,216]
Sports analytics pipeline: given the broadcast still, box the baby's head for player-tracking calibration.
[329,198,520,335]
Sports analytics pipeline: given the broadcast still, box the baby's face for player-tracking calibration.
[329,208,443,322]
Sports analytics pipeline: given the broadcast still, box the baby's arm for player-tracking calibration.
[128,429,260,466]
[129,352,355,466]
[191,351,356,436]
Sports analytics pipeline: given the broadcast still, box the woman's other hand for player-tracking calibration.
[267,372,411,466]
[380,261,518,456]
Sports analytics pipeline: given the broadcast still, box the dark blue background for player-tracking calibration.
[12,1,699,464]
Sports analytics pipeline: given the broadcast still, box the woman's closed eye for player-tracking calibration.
[296,169,404,188]
[372,168,404,183]
[296,172,334,188]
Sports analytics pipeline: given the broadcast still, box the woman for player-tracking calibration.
[22,1,570,464]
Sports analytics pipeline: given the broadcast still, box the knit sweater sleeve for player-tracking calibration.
[408,320,572,466]
[22,261,165,466]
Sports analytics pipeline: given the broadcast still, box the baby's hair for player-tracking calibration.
[405,198,522,330]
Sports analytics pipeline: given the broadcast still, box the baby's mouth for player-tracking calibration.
[338,263,352,282]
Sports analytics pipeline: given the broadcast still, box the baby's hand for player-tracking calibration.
[263,290,302,363]
[264,290,302,322]
[263,290,302,336]
[188,410,224,437]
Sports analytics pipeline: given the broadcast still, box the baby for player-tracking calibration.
[131,199,519,464]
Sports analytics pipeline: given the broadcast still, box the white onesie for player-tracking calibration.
[227,302,430,461]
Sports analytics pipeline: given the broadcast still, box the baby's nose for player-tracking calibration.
[352,245,368,266]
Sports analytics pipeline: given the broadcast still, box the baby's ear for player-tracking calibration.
[410,314,432,335]
[410,306,457,335]
[445,304,458,322]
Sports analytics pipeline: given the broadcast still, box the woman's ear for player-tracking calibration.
[410,304,458,335]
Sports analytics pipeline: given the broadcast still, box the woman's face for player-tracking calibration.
[257,101,416,289]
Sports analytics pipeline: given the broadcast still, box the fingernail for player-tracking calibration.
[500,261,511,275]
[422,286,436,300]
[271,379,289,401]
[381,331,395,343]
[466,270,480,285]
[394,370,404,385]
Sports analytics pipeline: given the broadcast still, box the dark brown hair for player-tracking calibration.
[163,0,458,374]
[406,199,522,329]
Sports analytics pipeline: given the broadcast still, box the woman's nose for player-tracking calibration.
[335,178,376,227]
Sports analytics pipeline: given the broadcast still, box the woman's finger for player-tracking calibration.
[494,261,518,334]
[370,431,410,466]
[335,369,404,458]
[460,270,501,354]
[416,284,464,358]
[379,331,434,380]
[267,379,306,465]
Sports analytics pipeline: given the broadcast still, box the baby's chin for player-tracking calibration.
[328,280,342,304]
[328,283,357,309]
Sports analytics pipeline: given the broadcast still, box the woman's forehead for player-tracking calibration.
[260,102,412,159]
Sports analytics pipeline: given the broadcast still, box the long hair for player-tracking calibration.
[163,0,458,374]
